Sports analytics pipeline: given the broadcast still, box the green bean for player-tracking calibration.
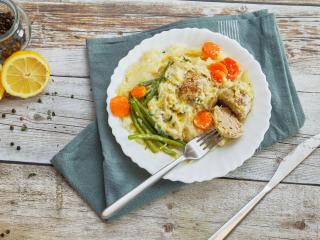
[132,98,155,125]
[130,108,143,133]
[130,109,159,153]
[139,78,158,87]
[143,82,159,104]
[133,98,187,145]
[128,61,182,156]
[142,61,173,104]
[133,97,172,139]
[131,106,177,156]
[130,99,157,134]
[128,134,186,148]
[160,61,173,79]
[159,145,177,157]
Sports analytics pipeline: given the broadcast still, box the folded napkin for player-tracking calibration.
[51,10,305,220]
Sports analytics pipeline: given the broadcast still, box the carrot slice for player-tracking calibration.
[221,57,240,80]
[202,41,220,59]
[208,62,228,74]
[130,86,147,99]
[110,96,130,117]
[211,70,226,83]
[193,111,214,130]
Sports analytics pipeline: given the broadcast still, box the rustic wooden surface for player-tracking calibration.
[0,0,319,239]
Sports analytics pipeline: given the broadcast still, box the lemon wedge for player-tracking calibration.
[1,51,50,99]
[0,64,4,100]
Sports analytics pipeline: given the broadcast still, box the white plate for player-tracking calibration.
[106,28,272,183]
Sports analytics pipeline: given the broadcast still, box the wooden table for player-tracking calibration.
[0,0,319,239]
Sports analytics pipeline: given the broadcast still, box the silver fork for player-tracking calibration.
[101,129,223,220]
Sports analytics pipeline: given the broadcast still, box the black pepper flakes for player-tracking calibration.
[1,113,5,118]
[16,146,21,151]
[11,109,16,114]
[37,98,42,103]
[21,124,27,131]
[9,125,14,131]
[0,233,4,237]
[5,230,10,234]
[10,142,14,146]
[52,112,56,117]
[27,173,36,179]
[70,94,74,99]
[19,117,23,121]
[47,110,52,120]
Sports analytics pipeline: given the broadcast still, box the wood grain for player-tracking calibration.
[17,1,320,52]
[15,0,320,6]
[0,163,319,240]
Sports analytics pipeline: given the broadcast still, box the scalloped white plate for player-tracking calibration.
[106,28,271,183]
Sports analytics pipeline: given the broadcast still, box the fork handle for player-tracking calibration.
[101,155,186,220]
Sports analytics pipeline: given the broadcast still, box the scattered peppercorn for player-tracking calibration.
[1,113,5,118]
[19,117,23,121]
[5,230,10,234]
[16,146,21,151]
[52,112,56,117]
[10,142,14,146]
[9,125,14,131]
[45,92,49,95]
[27,173,36,179]
[71,94,74,98]
[37,98,42,103]
[21,124,27,131]
[0,233,4,237]
[11,109,16,114]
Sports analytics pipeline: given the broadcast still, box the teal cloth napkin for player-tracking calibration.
[51,10,305,220]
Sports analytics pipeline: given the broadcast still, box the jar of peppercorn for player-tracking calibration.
[0,0,31,62]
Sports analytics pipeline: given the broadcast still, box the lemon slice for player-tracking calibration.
[0,64,4,100]
[1,51,50,99]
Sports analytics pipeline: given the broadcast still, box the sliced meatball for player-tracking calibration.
[218,88,252,122]
[213,105,243,139]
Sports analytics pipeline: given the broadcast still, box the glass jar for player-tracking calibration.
[0,0,31,62]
